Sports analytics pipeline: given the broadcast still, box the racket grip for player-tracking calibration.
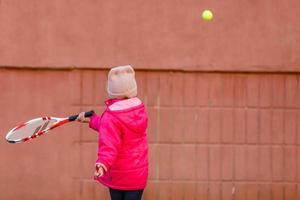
[68,110,94,121]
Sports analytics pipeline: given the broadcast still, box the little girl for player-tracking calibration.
[77,65,148,200]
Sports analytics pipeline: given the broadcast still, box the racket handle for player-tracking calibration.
[68,110,94,121]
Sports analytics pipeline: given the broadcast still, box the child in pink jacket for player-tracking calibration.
[77,65,148,200]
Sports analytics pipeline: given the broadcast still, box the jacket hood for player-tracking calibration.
[106,98,148,133]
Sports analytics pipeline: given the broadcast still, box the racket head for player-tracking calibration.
[5,117,67,143]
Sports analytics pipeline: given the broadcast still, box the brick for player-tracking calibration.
[259,76,273,107]
[135,71,147,101]
[78,143,98,178]
[247,146,259,181]
[271,184,284,200]
[94,71,107,105]
[170,109,184,142]
[272,147,284,181]
[196,145,209,180]
[246,75,260,107]
[80,105,104,142]
[181,108,197,142]
[246,184,259,200]
[298,147,300,182]
[221,108,234,143]
[259,110,272,144]
[1,136,80,199]
[196,108,209,143]
[170,182,185,200]
[79,181,94,200]
[297,184,300,200]
[271,110,284,144]
[196,183,209,200]
[183,73,197,106]
[73,180,81,200]
[148,144,158,180]
[209,74,224,106]
[170,72,184,106]
[157,182,172,200]
[196,74,210,106]
[143,181,158,200]
[234,109,246,143]
[258,184,271,200]
[81,70,96,105]
[146,72,160,106]
[271,75,285,107]
[222,74,235,106]
[44,71,78,107]
[284,184,297,200]
[158,145,172,180]
[221,146,234,180]
[3,71,78,116]
[246,109,259,144]
[183,183,197,200]
[222,183,234,200]
[209,146,221,180]
[158,108,173,142]
[91,182,110,200]
[284,110,297,144]
[147,108,158,143]
[80,122,99,142]
[283,147,297,181]
[259,147,272,181]
[69,70,82,105]
[208,109,221,143]
[233,183,246,200]
[235,146,247,180]
[171,145,196,180]
[171,182,197,200]
[285,75,299,108]
[158,72,175,107]
[298,112,300,145]
[208,183,221,200]
[234,75,246,107]
[80,180,110,200]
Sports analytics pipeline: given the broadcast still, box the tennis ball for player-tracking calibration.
[202,10,213,21]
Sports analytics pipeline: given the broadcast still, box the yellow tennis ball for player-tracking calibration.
[202,10,213,21]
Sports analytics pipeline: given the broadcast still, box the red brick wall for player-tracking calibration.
[1,68,299,200]
[1,0,300,199]
[0,0,300,71]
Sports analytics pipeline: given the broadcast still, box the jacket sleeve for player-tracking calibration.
[89,113,101,132]
[96,115,122,171]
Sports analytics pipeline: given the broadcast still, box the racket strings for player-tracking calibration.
[33,121,50,135]
[7,119,57,141]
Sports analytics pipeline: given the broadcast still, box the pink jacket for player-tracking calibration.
[89,97,148,190]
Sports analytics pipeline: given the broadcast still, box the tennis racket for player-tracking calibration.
[5,111,94,144]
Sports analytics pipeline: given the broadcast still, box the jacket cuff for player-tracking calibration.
[95,162,108,172]
[89,114,98,131]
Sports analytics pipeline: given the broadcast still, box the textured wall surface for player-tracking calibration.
[0,69,299,200]
[0,0,300,71]
[1,0,300,199]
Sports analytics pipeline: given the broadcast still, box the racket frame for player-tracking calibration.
[5,110,94,144]
[5,117,68,143]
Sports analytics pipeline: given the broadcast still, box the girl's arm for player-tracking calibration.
[77,111,101,132]
[88,113,101,131]
[96,115,122,172]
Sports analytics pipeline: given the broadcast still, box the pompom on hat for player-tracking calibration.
[107,65,137,99]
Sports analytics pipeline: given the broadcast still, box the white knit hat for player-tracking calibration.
[107,65,137,99]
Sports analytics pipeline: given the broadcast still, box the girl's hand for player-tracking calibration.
[94,164,105,179]
[77,112,90,123]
